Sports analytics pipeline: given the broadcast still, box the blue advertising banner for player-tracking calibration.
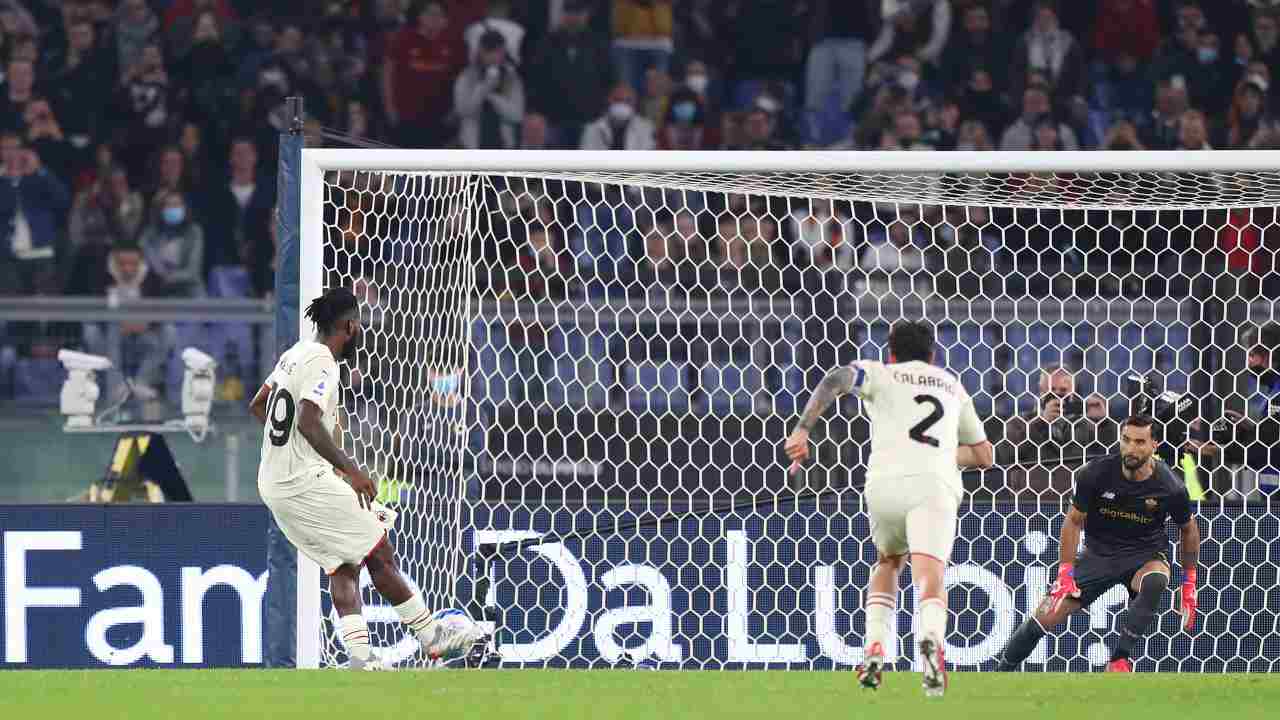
[471,500,1280,672]
[0,504,269,668]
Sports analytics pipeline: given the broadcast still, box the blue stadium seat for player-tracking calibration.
[700,362,765,415]
[624,361,690,414]
[546,327,612,409]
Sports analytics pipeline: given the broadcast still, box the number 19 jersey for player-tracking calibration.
[851,359,986,500]
[256,340,340,499]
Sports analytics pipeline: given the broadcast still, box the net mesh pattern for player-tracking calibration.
[316,166,1280,672]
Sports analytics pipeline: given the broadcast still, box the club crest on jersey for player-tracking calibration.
[1144,498,1159,512]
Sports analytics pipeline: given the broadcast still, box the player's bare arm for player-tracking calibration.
[784,366,856,469]
[1179,516,1201,631]
[956,441,994,469]
[249,383,273,424]
[297,398,375,501]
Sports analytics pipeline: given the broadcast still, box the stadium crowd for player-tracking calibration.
[0,0,1277,501]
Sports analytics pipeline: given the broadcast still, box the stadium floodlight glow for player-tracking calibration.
[57,349,112,429]
[295,149,1280,672]
[180,348,218,443]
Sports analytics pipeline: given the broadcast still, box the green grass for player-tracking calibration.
[4,669,1278,719]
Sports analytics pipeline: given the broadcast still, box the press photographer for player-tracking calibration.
[999,366,1113,495]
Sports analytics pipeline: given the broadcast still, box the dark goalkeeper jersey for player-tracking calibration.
[1070,454,1192,557]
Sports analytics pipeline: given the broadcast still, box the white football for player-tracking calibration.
[424,608,484,661]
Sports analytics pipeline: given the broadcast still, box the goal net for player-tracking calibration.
[300,150,1280,672]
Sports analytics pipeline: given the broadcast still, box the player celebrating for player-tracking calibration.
[996,415,1200,672]
[784,321,993,697]
[250,287,484,669]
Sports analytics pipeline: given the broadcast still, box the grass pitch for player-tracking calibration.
[4,669,1278,719]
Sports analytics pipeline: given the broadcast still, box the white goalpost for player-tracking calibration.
[295,149,1280,671]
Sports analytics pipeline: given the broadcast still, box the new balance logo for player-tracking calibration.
[1102,491,1116,500]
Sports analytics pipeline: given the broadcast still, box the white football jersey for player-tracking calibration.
[256,340,340,498]
[850,359,986,497]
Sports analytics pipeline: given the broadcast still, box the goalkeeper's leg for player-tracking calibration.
[996,594,1083,671]
[1109,561,1170,668]
[365,539,485,659]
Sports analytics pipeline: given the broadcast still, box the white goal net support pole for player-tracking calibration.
[297,149,1280,671]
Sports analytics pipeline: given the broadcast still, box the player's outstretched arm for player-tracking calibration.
[956,441,994,469]
[784,366,857,473]
[1048,507,1086,611]
[1178,517,1201,631]
[297,399,376,501]
[249,383,272,424]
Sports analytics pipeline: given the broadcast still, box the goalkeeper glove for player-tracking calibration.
[1179,567,1198,632]
[1049,562,1081,612]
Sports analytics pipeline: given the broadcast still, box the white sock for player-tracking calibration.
[338,614,371,663]
[918,597,948,647]
[864,591,896,659]
[394,594,434,641]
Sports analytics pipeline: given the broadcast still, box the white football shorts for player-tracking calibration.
[263,466,387,575]
[864,474,960,563]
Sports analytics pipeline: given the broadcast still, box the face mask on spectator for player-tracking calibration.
[1199,47,1218,64]
[162,206,185,225]
[672,101,697,123]
[898,71,920,91]
[609,102,634,123]
[686,74,709,94]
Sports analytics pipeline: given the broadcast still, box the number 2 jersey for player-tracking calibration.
[256,340,340,499]
[850,359,987,501]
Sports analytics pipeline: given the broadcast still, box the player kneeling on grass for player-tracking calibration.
[784,321,994,697]
[250,287,486,669]
[996,415,1200,672]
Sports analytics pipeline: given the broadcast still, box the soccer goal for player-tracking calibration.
[295,149,1280,671]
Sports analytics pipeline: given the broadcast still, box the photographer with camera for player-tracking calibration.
[1183,323,1280,496]
[455,29,525,150]
[999,366,1114,496]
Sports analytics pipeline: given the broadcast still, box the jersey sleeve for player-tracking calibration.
[848,360,882,400]
[957,395,987,445]
[296,356,338,408]
[264,356,287,388]
[1070,463,1098,514]
[1167,477,1193,525]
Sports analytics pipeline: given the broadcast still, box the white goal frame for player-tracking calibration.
[294,148,1280,669]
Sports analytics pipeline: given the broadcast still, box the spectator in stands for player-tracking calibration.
[1177,108,1213,150]
[921,99,960,150]
[114,43,172,183]
[383,1,466,148]
[83,243,171,401]
[463,0,524,65]
[0,132,69,295]
[858,220,926,298]
[140,191,205,297]
[681,59,719,122]
[580,84,656,151]
[1000,84,1079,150]
[1029,117,1065,150]
[787,198,855,272]
[1183,30,1234,112]
[630,221,684,290]
[1091,0,1161,72]
[729,107,791,151]
[880,109,931,150]
[804,0,878,144]
[640,67,673,129]
[955,118,995,151]
[0,58,35,131]
[525,0,612,149]
[958,68,1009,138]
[1137,76,1190,150]
[867,0,951,71]
[1010,0,1088,109]
[716,213,777,292]
[455,29,525,149]
[1222,74,1274,149]
[115,0,158,76]
[22,98,73,183]
[519,113,550,150]
[1252,7,1280,72]
[1102,117,1146,150]
[611,0,674,96]
[510,225,573,300]
[69,166,143,252]
[171,12,237,142]
[197,138,273,293]
[148,146,188,214]
[940,2,1008,96]
[48,18,112,152]
[660,86,712,150]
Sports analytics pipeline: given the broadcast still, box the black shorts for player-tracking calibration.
[1073,549,1170,608]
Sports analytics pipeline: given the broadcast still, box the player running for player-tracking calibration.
[250,287,484,669]
[995,415,1200,672]
[784,321,993,697]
